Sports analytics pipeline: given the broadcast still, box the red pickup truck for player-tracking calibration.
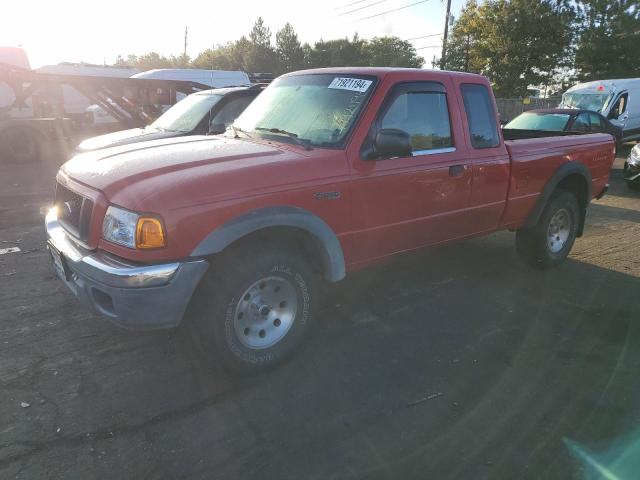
[46,68,615,371]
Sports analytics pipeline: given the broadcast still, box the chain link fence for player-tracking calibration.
[495,97,562,123]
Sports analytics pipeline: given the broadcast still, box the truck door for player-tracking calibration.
[347,81,474,264]
[459,83,510,232]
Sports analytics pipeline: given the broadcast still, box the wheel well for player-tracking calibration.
[216,226,327,278]
[556,174,589,209]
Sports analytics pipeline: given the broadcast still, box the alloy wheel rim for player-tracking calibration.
[547,208,571,254]
[233,276,298,349]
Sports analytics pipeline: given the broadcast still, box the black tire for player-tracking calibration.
[0,128,41,163]
[190,245,317,373]
[516,190,580,269]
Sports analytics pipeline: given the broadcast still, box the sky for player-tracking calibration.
[1,0,466,69]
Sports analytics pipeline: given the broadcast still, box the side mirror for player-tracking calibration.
[208,123,226,135]
[374,128,412,159]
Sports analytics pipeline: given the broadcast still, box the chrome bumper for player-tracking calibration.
[45,208,208,329]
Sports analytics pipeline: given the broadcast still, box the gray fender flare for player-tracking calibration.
[191,206,346,282]
[522,161,592,234]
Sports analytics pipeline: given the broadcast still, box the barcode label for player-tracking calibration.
[328,77,372,93]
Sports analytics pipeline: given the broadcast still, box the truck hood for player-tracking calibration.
[61,135,291,206]
[76,127,180,152]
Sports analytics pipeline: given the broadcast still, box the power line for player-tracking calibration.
[338,0,389,16]
[405,33,443,41]
[415,44,441,50]
[335,0,373,9]
[356,0,430,21]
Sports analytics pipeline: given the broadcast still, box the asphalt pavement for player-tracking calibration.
[0,146,639,479]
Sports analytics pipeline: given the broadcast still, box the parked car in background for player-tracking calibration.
[46,68,615,372]
[560,79,640,142]
[76,85,264,152]
[503,108,622,145]
[85,69,254,126]
[624,144,640,190]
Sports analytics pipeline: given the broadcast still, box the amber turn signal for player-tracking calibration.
[136,217,165,249]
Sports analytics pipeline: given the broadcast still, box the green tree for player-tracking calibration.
[575,0,640,80]
[437,0,484,73]
[440,0,575,97]
[365,37,424,67]
[308,35,370,68]
[276,22,305,73]
[122,52,177,71]
[245,17,278,73]
[192,42,243,70]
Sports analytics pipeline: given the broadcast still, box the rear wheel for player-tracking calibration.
[191,245,317,373]
[516,190,580,269]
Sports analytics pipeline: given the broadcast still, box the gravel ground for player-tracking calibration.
[0,145,639,479]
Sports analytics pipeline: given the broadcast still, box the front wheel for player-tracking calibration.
[516,190,580,269]
[191,246,317,373]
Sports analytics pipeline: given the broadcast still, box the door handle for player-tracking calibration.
[449,164,467,177]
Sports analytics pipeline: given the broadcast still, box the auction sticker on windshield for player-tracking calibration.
[328,77,373,93]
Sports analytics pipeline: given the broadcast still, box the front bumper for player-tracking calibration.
[45,208,209,330]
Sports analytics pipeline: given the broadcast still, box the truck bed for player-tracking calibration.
[500,133,615,227]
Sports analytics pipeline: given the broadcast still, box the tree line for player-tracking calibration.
[115,17,424,75]
[115,1,640,98]
[439,0,640,97]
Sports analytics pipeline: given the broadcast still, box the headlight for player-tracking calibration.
[630,145,640,165]
[102,206,165,249]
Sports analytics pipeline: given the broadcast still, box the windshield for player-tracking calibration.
[151,93,221,132]
[505,112,571,131]
[232,74,376,147]
[561,92,611,112]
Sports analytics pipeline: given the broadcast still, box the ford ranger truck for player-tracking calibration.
[46,68,615,372]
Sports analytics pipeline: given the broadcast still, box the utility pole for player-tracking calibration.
[464,34,470,72]
[440,0,452,70]
[183,27,188,64]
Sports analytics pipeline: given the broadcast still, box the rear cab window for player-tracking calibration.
[460,84,500,149]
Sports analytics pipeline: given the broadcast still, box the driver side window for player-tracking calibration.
[379,84,453,153]
[609,93,628,119]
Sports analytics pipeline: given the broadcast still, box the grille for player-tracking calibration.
[55,182,94,241]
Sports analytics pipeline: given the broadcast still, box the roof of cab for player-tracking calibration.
[282,67,487,82]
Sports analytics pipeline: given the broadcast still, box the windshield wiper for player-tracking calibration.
[255,126,312,150]
[230,124,253,138]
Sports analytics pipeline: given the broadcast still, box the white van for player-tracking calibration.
[560,79,640,142]
[131,69,251,89]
